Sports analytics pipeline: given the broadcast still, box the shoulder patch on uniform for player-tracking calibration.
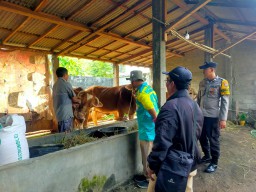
[220,79,230,95]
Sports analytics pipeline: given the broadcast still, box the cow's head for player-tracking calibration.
[73,91,103,129]
[73,87,84,95]
[124,84,136,97]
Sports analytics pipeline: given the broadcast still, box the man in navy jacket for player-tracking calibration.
[147,66,203,192]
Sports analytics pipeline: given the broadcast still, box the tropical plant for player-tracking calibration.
[58,56,113,78]
[238,112,247,121]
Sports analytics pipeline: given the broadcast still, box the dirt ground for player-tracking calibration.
[111,123,256,192]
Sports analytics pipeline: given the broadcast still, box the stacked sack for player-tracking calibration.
[0,114,29,166]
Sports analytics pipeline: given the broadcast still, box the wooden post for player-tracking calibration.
[113,63,119,86]
[204,20,214,62]
[52,54,59,84]
[152,0,166,107]
[50,54,59,132]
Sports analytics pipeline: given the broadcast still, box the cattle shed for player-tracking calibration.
[0,0,256,132]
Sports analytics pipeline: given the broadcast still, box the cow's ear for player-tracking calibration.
[78,91,87,98]
[92,97,103,107]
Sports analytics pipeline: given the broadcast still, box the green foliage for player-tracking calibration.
[102,114,115,120]
[58,56,113,78]
[78,176,107,192]
[59,56,87,76]
[238,112,247,121]
[86,60,113,78]
[58,132,98,149]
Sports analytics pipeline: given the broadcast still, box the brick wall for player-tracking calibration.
[0,50,53,132]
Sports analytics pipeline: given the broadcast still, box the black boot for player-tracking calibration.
[205,163,217,173]
[200,155,211,164]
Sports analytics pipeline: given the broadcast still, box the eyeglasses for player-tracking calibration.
[164,79,172,83]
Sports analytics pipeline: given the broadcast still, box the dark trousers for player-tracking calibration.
[199,117,220,164]
[58,117,73,133]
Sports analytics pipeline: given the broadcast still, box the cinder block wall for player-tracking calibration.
[166,39,256,115]
[166,49,204,92]
[229,40,256,111]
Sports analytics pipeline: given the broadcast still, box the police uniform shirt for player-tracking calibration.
[197,76,230,120]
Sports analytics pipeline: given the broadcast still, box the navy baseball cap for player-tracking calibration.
[162,66,192,89]
[199,61,217,69]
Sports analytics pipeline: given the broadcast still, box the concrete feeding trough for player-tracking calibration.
[89,126,128,138]
[0,120,141,192]
[29,144,64,158]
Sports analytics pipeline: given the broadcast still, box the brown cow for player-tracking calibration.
[74,85,136,128]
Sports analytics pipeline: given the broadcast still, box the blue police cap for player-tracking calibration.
[199,61,217,69]
[162,66,192,84]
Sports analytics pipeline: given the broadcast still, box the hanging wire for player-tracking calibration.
[169,29,231,58]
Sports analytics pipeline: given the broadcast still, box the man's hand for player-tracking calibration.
[219,120,226,129]
[146,166,155,181]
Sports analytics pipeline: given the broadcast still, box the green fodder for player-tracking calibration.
[59,133,98,149]
[78,176,107,192]
[128,124,138,132]
[102,114,115,120]
[225,121,240,132]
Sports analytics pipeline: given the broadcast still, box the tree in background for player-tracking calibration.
[86,60,113,78]
[59,56,113,78]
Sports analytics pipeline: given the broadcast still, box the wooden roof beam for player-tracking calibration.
[217,27,249,34]
[166,0,212,31]
[34,0,48,11]
[116,49,152,64]
[84,40,116,56]
[51,31,84,51]
[184,1,256,8]
[88,0,129,26]
[111,47,141,59]
[28,25,59,47]
[0,1,92,32]
[172,0,230,41]
[213,30,256,58]
[116,47,183,65]
[123,21,151,38]
[123,6,183,39]
[66,54,116,64]
[0,1,155,56]
[3,0,48,43]
[57,0,151,55]
[98,44,129,58]
[137,21,200,42]
[216,19,256,27]
[0,44,51,54]
[107,2,151,32]
[166,25,207,45]
[66,0,96,20]
[30,1,97,49]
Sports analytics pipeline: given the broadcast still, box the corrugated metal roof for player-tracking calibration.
[0,0,255,66]
[46,26,77,40]
[41,0,84,18]
[0,28,11,40]
[0,12,26,30]
[21,19,54,35]
[8,32,37,45]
